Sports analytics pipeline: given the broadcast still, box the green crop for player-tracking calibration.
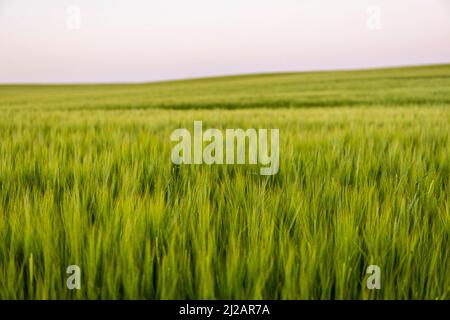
[0,65,449,299]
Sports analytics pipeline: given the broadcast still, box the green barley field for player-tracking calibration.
[0,64,449,299]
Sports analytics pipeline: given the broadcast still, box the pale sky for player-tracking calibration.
[0,0,449,83]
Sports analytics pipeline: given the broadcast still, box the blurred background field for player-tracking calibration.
[2,64,450,110]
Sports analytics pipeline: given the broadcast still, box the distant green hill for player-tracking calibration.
[1,64,450,110]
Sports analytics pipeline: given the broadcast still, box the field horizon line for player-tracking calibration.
[1,62,450,87]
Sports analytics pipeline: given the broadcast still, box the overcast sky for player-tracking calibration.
[0,0,449,83]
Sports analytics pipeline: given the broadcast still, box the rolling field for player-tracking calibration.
[0,65,449,299]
